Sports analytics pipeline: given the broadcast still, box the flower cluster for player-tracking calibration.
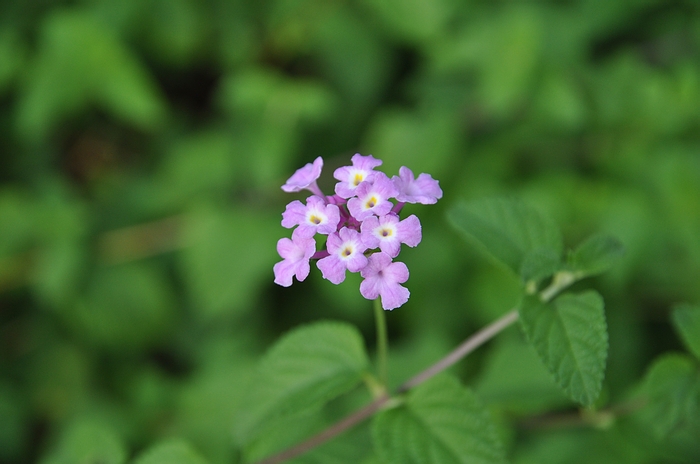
[274,154,442,310]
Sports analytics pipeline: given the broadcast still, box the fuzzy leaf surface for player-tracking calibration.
[448,197,562,278]
[672,304,700,361]
[234,321,369,444]
[519,291,608,406]
[373,376,506,464]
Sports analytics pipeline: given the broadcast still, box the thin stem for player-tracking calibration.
[253,309,518,464]
[374,298,389,388]
[540,271,576,302]
[397,309,519,393]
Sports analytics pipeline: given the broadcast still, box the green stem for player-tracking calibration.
[374,298,388,388]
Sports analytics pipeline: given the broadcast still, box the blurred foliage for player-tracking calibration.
[1,0,700,462]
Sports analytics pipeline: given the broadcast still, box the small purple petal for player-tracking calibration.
[317,228,368,284]
[359,252,410,310]
[393,166,443,204]
[273,234,316,287]
[333,154,383,199]
[395,214,422,248]
[282,157,324,196]
[361,214,421,258]
[346,172,398,221]
[281,196,340,238]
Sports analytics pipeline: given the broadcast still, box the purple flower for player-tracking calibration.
[347,172,399,221]
[333,154,383,198]
[361,214,422,258]
[392,166,443,204]
[273,232,316,287]
[360,252,410,310]
[281,196,340,238]
[317,228,369,284]
[282,156,324,197]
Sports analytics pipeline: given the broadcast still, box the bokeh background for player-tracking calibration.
[1,0,700,462]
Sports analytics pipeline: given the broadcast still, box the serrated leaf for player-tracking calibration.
[133,440,209,464]
[644,353,700,437]
[447,197,562,278]
[39,420,126,464]
[373,376,506,464]
[672,304,700,361]
[567,234,624,278]
[519,291,608,406]
[234,321,370,444]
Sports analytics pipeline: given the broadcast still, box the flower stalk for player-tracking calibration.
[374,297,389,389]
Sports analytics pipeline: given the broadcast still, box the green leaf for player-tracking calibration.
[567,234,624,278]
[519,291,608,406]
[447,197,563,278]
[373,376,506,464]
[234,321,370,444]
[39,420,126,464]
[644,353,700,437]
[133,439,209,464]
[475,338,569,414]
[244,407,371,464]
[672,304,700,361]
[520,248,562,283]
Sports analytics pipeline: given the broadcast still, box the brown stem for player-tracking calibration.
[254,393,391,464]
[253,309,520,464]
[397,309,519,393]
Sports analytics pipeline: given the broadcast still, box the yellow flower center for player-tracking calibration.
[366,196,377,209]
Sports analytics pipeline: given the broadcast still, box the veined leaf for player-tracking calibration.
[644,353,700,437]
[567,234,624,278]
[373,375,506,464]
[519,291,608,406]
[447,197,562,279]
[672,304,700,361]
[133,440,209,464]
[234,321,370,444]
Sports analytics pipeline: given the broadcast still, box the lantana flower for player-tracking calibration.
[392,166,443,205]
[361,214,421,258]
[274,153,441,310]
[347,172,398,221]
[333,154,383,198]
[281,195,340,238]
[281,156,324,197]
[317,228,368,284]
[359,252,410,310]
[273,231,316,287]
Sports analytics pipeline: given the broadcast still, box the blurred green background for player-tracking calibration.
[1,0,699,462]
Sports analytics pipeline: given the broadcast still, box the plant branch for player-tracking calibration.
[397,309,519,393]
[254,393,391,464]
[253,309,519,464]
